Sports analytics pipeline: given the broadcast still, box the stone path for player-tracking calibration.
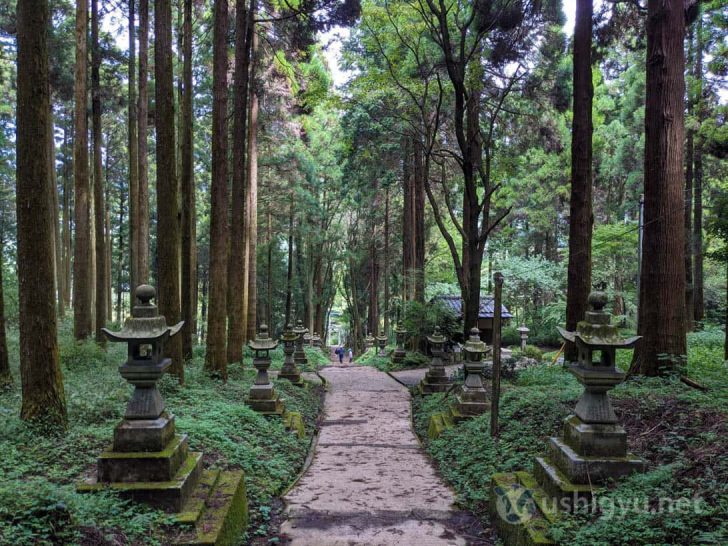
[280,355,473,545]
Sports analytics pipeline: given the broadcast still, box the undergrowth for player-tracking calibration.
[412,327,728,545]
[355,346,430,372]
[0,322,324,545]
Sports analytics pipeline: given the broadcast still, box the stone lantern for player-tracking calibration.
[293,320,309,368]
[365,333,375,350]
[279,324,303,386]
[419,326,452,394]
[532,288,645,501]
[517,324,530,351]
[78,285,247,540]
[246,324,285,416]
[392,321,407,363]
[312,331,322,349]
[376,329,388,357]
[455,327,489,416]
[303,331,312,346]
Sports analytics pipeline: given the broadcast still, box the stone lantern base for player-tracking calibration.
[418,366,452,394]
[78,413,247,545]
[278,369,304,387]
[245,383,286,416]
[454,385,490,416]
[391,347,406,363]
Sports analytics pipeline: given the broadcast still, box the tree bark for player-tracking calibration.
[693,12,704,324]
[92,0,106,342]
[128,0,139,295]
[181,0,196,358]
[565,0,594,362]
[244,19,259,340]
[62,118,72,307]
[402,137,412,303]
[155,0,184,382]
[684,25,694,331]
[227,0,254,361]
[383,187,390,334]
[285,193,294,325]
[205,0,229,380]
[413,140,425,303]
[49,113,64,318]
[73,0,92,340]
[632,0,687,375]
[137,0,150,285]
[16,0,67,427]
[116,184,126,323]
[0,248,10,386]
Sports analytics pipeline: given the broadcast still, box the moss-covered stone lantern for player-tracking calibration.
[292,320,309,368]
[279,323,304,386]
[517,324,530,351]
[303,331,312,346]
[312,331,322,349]
[365,333,375,350]
[419,326,452,394]
[78,286,249,543]
[392,321,407,363]
[455,327,489,416]
[246,324,285,416]
[532,288,646,492]
[376,330,388,357]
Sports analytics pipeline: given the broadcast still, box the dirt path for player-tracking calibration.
[280,351,474,545]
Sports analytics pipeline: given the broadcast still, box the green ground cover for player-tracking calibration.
[355,347,429,372]
[412,327,728,545]
[0,322,324,545]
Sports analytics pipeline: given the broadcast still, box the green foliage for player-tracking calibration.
[521,344,543,361]
[413,331,728,542]
[401,300,459,342]
[0,321,324,543]
[501,326,521,346]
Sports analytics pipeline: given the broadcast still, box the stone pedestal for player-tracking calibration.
[279,326,304,386]
[419,327,452,394]
[455,360,490,416]
[246,356,285,416]
[293,321,309,368]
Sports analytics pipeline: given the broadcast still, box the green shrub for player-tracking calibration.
[522,344,543,361]
[401,351,429,368]
[501,327,520,346]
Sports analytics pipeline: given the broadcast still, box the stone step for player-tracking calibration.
[532,456,594,510]
[176,469,222,526]
[489,472,555,546]
[79,451,204,512]
[547,436,647,484]
[175,470,248,546]
[98,434,189,483]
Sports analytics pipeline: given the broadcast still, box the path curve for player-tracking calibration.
[280,355,470,545]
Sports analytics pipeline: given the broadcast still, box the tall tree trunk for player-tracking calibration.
[565,0,594,362]
[49,114,64,317]
[285,194,294,325]
[92,0,106,342]
[266,208,273,326]
[73,0,92,340]
[62,118,72,307]
[227,0,254,362]
[16,0,67,427]
[128,0,139,294]
[684,26,694,331]
[155,0,184,382]
[368,232,378,335]
[244,20,259,340]
[402,137,412,304]
[413,140,426,303]
[204,0,229,380]
[137,0,150,285]
[116,185,126,323]
[383,187,390,334]
[0,247,10,387]
[181,0,196,358]
[693,12,705,324]
[632,0,687,375]
[105,172,112,321]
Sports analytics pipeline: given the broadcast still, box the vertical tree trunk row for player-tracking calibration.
[181,0,196,358]
[155,0,184,382]
[565,0,594,361]
[16,0,67,427]
[137,0,150,286]
[244,16,259,340]
[692,12,705,324]
[73,0,92,340]
[128,0,139,296]
[92,0,106,342]
[205,0,230,380]
[633,0,687,374]
[227,0,254,361]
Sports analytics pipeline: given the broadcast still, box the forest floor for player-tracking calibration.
[0,320,328,545]
[280,355,487,545]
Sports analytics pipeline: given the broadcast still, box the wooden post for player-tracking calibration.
[491,272,504,437]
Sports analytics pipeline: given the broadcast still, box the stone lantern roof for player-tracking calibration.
[102,284,183,342]
[249,324,278,352]
[463,327,486,356]
[427,326,446,345]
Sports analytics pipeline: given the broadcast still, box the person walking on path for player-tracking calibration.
[337,346,344,364]
[348,348,353,363]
